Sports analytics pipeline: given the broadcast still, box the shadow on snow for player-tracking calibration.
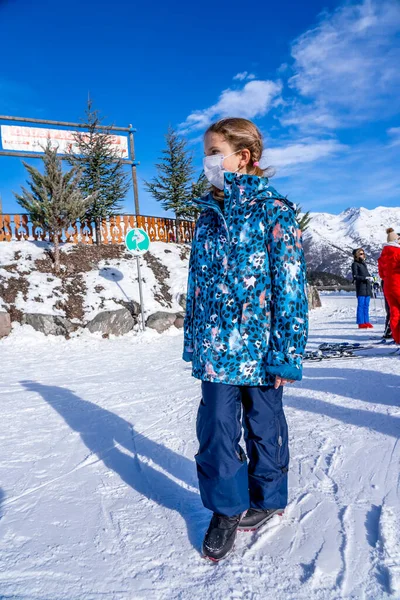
[288,367,400,438]
[20,380,207,553]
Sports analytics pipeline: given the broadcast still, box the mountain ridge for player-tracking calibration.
[303,205,400,277]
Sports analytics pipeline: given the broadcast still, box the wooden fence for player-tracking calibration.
[0,214,195,244]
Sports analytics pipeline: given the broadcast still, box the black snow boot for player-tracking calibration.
[202,513,241,562]
[238,508,284,531]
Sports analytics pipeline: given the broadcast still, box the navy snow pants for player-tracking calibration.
[195,381,289,517]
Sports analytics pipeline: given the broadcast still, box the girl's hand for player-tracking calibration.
[274,376,295,389]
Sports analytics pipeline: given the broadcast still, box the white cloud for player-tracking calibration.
[387,127,400,146]
[179,80,282,134]
[284,0,400,130]
[281,105,340,131]
[274,138,400,210]
[177,0,400,211]
[233,72,256,81]
[272,138,400,213]
[264,139,346,174]
[181,1,400,135]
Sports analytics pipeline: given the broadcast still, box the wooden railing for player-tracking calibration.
[0,214,195,244]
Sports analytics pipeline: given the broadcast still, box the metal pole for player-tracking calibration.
[136,256,146,331]
[0,114,131,132]
[0,150,134,164]
[129,126,140,215]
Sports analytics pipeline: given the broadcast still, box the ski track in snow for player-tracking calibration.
[0,295,399,600]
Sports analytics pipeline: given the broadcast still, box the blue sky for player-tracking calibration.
[0,0,399,217]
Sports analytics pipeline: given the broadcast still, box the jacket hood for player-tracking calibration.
[193,172,295,212]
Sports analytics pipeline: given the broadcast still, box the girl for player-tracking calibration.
[183,118,308,561]
[351,248,374,329]
[378,228,400,344]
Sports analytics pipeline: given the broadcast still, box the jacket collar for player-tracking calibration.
[384,241,400,248]
[193,172,295,212]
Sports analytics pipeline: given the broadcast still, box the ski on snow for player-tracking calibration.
[318,342,374,351]
[304,341,399,361]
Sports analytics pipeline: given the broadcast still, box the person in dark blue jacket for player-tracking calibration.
[351,248,373,329]
[183,118,308,561]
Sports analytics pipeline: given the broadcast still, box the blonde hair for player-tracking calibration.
[205,118,265,177]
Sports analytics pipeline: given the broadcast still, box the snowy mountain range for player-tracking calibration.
[303,206,400,278]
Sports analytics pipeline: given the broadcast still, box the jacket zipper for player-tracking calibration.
[276,418,283,465]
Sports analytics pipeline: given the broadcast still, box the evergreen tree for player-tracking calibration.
[144,127,202,240]
[185,171,210,221]
[15,143,94,273]
[191,170,210,200]
[296,204,312,232]
[67,99,130,245]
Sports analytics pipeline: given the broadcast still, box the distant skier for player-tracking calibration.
[378,228,400,344]
[351,248,373,329]
[182,117,308,561]
[372,279,380,299]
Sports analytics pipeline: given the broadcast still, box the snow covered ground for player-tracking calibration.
[0,240,189,321]
[0,294,399,600]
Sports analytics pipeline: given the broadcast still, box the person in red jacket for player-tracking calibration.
[378,228,400,344]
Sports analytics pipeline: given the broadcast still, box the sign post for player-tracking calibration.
[125,228,150,331]
[0,114,141,214]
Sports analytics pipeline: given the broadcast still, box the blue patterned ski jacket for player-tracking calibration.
[183,172,308,386]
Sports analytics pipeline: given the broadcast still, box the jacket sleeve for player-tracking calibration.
[182,235,197,362]
[351,262,357,281]
[378,253,386,280]
[264,207,309,381]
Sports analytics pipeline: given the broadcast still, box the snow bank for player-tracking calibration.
[0,240,190,328]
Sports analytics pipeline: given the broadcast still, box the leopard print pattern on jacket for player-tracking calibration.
[183,172,308,385]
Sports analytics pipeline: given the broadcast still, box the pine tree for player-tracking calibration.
[295,204,312,232]
[144,127,201,240]
[67,99,130,245]
[189,171,210,219]
[14,143,94,273]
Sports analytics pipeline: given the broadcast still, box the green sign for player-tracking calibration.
[125,228,150,255]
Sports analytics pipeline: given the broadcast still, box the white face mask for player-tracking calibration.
[203,150,241,190]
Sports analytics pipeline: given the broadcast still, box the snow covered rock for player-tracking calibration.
[0,311,11,338]
[115,299,140,317]
[173,313,185,329]
[146,311,178,333]
[178,293,187,311]
[86,308,135,336]
[307,285,322,309]
[22,313,76,336]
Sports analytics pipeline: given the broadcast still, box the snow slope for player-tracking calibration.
[0,295,399,600]
[303,206,400,277]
